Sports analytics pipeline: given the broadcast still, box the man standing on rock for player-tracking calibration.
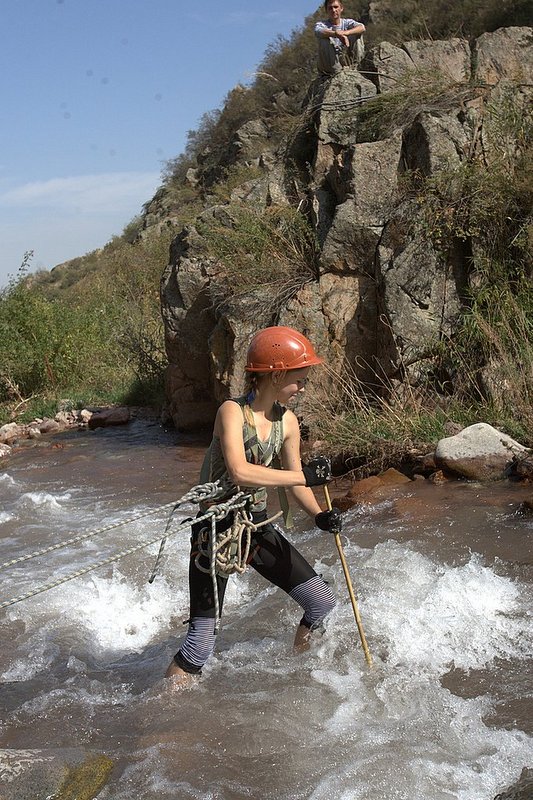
[315,0,366,75]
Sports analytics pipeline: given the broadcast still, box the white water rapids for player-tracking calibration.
[0,420,531,799]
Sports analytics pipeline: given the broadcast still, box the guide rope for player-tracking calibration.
[0,480,251,611]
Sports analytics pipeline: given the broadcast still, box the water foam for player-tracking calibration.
[16,491,72,512]
[362,541,530,672]
[2,442,532,800]
[1,636,60,682]
[303,537,533,800]
[12,567,184,659]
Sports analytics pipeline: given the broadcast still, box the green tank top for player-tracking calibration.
[199,396,285,512]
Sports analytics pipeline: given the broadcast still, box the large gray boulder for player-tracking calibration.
[375,196,464,376]
[435,423,530,481]
[474,27,533,86]
[316,67,377,145]
[403,38,471,83]
[0,423,22,444]
[363,38,470,93]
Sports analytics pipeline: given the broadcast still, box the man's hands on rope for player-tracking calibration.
[302,456,343,534]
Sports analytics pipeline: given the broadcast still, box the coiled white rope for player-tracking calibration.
[194,505,283,632]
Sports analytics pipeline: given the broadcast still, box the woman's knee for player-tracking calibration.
[289,575,336,628]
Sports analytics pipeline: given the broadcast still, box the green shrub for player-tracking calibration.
[0,230,172,421]
[0,274,125,406]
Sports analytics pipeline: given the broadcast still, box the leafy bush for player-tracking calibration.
[0,230,172,422]
[0,264,126,408]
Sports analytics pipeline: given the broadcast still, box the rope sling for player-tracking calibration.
[193,504,282,632]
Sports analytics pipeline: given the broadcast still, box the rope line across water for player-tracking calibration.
[0,481,249,611]
[0,481,227,573]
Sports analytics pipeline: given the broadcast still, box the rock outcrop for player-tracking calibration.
[160,28,532,430]
[0,748,113,800]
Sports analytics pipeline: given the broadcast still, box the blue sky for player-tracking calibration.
[0,0,321,289]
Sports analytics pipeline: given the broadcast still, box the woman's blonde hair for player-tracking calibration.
[243,371,260,402]
[243,370,287,402]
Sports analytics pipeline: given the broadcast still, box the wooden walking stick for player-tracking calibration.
[324,485,373,667]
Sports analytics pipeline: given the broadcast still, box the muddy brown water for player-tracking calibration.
[0,419,531,799]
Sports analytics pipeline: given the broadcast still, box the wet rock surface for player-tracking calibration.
[0,748,113,800]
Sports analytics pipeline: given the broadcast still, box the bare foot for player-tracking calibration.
[293,624,312,654]
[165,660,198,689]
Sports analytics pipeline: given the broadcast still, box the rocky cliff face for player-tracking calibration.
[160,27,532,430]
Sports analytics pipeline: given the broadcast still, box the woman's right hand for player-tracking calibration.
[302,456,332,487]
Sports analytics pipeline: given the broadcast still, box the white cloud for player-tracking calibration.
[0,171,160,215]
[0,171,162,288]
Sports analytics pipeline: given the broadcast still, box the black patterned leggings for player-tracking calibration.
[174,510,336,673]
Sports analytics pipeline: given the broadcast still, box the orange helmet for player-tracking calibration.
[245,326,323,372]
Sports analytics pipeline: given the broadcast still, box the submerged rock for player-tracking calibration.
[494,767,533,800]
[0,749,113,800]
[513,456,533,482]
[333,467,412,509]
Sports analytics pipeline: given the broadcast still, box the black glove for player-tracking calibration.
[302,456,332,487]
[315,507,343,533]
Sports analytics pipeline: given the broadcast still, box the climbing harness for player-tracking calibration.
[193,504,282,631]
[0,480,249,612]
[148,470,283,631]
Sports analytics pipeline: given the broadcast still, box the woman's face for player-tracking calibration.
[326,1,343,24]
[273,368,310,404]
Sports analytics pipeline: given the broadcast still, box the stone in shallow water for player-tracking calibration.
[435,422,529,481]
[0,749,113,800]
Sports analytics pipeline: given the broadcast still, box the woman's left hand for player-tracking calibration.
[315,507,343,533]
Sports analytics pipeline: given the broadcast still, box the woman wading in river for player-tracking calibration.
[166,326,342,686]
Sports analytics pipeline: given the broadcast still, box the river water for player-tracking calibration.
[0,419,531,799]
